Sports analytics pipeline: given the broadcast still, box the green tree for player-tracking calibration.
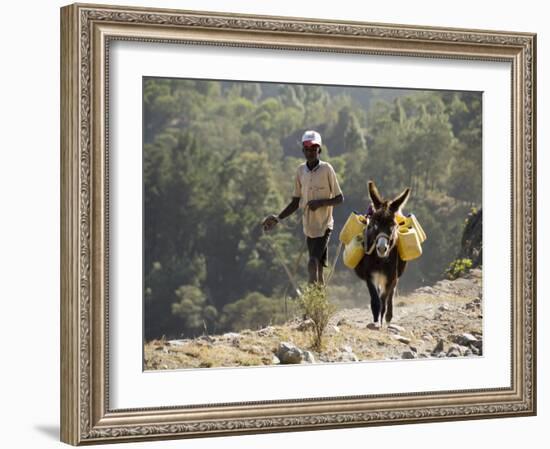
[220,292,287,331]
[171,285,218,336]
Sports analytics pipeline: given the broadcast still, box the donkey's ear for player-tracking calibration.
[389,187,411,213]
[368,180,383,210]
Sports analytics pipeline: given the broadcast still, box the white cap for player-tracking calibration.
[301,130,322,147]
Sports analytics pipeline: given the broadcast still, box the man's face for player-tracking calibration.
[303,144,321,162]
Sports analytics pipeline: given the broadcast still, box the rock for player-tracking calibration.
[272,355,281,364]
[422,334,434,341]
[471,340,483,353]
[453,333,482,351]
[446,344,462,357]
[246,345,263,355]
[438,304,450,312]
[409,346,418,353]
[167,340,186,346]
[257,326,275,337]
[303,351,316,364]
[463,349,474,357]
[277,342,305,364]
[393,335,411,344]
[339,351,359,362]
[457,333,478,345]
[222,332,241,340]
[337,318,349,326]
[195,339,213,347]
[367,322,381,330]
[470,339,483,350]
[296,319,315,332]
[432,339,445,356]
[199,335,215,343]
[402,351,417,359]
[388,324,406,333]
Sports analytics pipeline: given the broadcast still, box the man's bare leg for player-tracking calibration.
[318,264,325,285]
[308,257,317,284]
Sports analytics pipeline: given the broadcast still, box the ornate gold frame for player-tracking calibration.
[60,3,537,445]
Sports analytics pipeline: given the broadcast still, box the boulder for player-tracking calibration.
[431,339,445,356]
[303,351,316,364]
[277,342,305,364]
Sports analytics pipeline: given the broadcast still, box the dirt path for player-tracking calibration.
[144,269,482,370]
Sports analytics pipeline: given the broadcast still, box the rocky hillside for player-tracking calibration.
[144,268,482,370]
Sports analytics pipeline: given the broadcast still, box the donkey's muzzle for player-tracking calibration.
[375,236,390,258]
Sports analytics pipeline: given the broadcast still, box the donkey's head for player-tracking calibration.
[364,181,411,259]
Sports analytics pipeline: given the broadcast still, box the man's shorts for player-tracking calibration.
[306,228,332,267]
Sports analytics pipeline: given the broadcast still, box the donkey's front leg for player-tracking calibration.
[384,285,396,324]
[366,278,381,327]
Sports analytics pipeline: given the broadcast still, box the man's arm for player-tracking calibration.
[307,194,344,211]
[278,197,300,220]
[262,197,300,231]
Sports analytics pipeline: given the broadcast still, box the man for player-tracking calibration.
[263,130,344,285]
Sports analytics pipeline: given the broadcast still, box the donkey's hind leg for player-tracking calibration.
[366,278,381,325]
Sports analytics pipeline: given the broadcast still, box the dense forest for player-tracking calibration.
[143,77,482,341]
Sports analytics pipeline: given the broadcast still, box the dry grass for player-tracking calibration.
[144,321,427,370]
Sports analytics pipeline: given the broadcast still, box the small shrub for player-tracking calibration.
[299,284,336,351]
[445,258,473,280]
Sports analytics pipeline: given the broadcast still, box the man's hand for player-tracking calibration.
[307,199,325,211]
[262,214,279,232]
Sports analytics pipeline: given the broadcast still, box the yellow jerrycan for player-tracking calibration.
[343,234,365,269]
[339,212,367,245]
[408,214,427,242]
[395,214,425,261]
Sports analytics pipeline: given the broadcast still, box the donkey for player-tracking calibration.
[354,181,410,328]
